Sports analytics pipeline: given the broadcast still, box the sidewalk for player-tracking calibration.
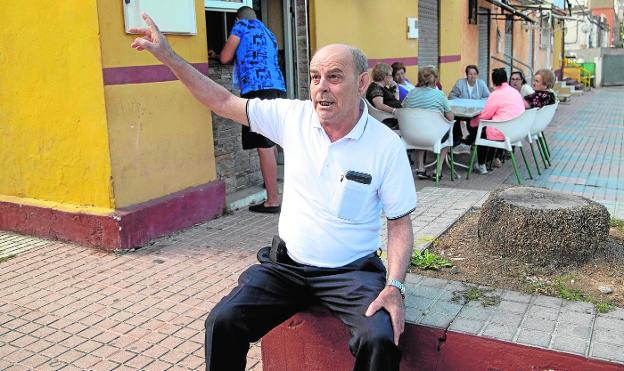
[1,87,623,370]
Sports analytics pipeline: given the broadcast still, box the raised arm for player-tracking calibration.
[365,215,414,345]
[130,13,248,125]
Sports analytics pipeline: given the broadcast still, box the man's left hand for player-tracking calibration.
[365,285,405,345]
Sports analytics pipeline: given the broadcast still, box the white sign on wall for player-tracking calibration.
[407,17,419,39]
[123,0,197,35]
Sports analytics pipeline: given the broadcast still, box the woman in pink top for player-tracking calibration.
[470,68,525,174]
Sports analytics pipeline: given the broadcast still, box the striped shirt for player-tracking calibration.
[402,87,451,114]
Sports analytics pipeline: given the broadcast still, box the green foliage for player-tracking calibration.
[610,218,624,233]
[452,287,500,307]
[411,249,453,271]
[526,274,614,313]
[0,254,15,263]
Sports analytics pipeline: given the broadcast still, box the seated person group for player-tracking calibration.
[366,61,557,178]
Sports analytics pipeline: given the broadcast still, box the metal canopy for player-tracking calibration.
[483,0,535,23]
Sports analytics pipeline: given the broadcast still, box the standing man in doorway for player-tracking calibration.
[219,6,285,213]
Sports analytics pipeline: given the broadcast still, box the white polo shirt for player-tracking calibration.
[247,98,417,268]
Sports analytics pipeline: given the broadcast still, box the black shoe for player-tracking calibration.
[249,203,281,214]
[431,172,444,181]
[416,170,429,179]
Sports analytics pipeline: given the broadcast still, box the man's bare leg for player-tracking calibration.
[257,146,280,207]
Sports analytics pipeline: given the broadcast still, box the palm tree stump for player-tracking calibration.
[478,187,609,267]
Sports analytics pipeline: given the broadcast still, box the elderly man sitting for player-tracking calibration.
[130,12,416,371]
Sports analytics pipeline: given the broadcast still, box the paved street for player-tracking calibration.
[1,87,623,369]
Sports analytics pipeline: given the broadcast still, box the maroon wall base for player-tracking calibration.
[0,181,225,250]
[262,307,623,371]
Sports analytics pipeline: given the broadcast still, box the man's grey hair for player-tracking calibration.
[349,46,368,76]
[236,6,257,20]
[312,44,368,78]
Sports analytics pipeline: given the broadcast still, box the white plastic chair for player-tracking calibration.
[467,108,538,184]
[527,102,558,174]
[395,108,455,184]
[364,98,395,123]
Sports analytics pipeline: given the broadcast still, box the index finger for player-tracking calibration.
[141,12,160,32]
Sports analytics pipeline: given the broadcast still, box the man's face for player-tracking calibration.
[466,68,478,85]
[309,46,368,126]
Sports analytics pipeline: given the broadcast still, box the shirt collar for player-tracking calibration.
[311,99,369,141]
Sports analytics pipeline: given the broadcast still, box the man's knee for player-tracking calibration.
[350,314,395,352]
[205,302,245,335]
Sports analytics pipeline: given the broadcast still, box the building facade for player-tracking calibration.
[1,0,565,249]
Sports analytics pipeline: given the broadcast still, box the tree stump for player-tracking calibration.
[478,187,610,267]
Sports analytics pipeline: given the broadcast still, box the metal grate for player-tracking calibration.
[0,232,51,260]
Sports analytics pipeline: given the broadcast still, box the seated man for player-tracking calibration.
[130,13,416,371]
[366,63,403,129]
[402,66,454,180]
[472,68,525,174]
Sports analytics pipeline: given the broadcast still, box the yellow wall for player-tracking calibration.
[513,22,533,76]
[309,0,419,83]
[0,1,113,209]
[553,21,564,72]
[440,1,465,95]
[96,0,217,208]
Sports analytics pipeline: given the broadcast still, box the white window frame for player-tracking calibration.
[205,0,252,12]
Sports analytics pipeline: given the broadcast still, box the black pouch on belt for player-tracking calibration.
[269,235,288,263]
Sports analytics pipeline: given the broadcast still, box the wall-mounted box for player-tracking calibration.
[407,17,419,39]
[123,0,197,35]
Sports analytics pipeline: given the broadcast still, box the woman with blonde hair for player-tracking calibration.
[366,63,402,129]
[524,69,557,108]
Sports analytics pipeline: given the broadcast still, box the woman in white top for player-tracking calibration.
[509,70,535,97]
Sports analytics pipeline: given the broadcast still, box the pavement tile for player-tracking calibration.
[448,317,485,335]
[123,354,155,369]
[497,300,529,314]
[590,342,624,363]
[521,317,557,333]
[558,311,594,327]
[18,353,50,369]
[592,328,624,346]
[561,300,595,314]
[554,322,592,339]
[456,303,494,321]
[531,295,563,309]
[550,335,588,356]
[516,329,552,347]
[108,349,136,364]
[525,305,560,320]
[481,323,517,341]
[490,312,523,327]
[419,311,457,329]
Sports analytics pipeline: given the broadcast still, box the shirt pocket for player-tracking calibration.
[331,177,375,222]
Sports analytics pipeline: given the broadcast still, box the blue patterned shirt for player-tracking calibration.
[231,19,286,94]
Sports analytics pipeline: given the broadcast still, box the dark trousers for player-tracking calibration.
[204,245,400,371]
[475,129,505,166]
